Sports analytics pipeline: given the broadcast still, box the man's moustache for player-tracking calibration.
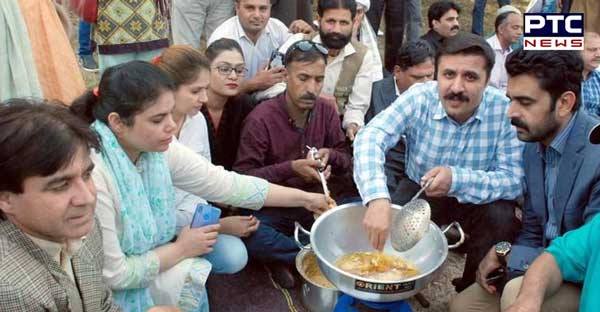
[510,118,528,130]
[444,92,469,102]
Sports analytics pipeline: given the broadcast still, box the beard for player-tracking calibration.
[511,116,560,143]
[320,29,351,50]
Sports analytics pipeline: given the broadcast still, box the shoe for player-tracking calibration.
[270,263,296,289]
[451,277,469,292]
[79,54,99,72]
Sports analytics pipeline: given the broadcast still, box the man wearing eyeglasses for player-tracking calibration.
[259,0,381,141]
[233,40,352,289]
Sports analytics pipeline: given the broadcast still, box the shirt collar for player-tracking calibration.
[235,16,270,41]
[25,234,84,263]
[393,76,400,96]
[585,69,600,81]
[487,34,511,53]
[537,112,578,157]
[277,92,314,129]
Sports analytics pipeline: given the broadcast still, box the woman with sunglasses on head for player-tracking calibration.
[202,38,256,171]
[70,60,331,312]
[154,45,260,276]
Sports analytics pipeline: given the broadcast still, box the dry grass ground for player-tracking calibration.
[68,1,529,310]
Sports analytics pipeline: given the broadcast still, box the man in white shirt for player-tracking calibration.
[208,0,313,93]
[486,5,522,92]
[259,0,381,141]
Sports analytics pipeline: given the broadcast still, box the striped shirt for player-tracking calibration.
[582,70,600,117]
[539,112,577,240]
[354,81,524,205]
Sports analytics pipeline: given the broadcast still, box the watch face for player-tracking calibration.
[496,241,511,256]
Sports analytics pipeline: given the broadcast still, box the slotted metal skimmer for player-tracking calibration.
[390,180,433,252]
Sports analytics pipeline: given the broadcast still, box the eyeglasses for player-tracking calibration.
[213,64,248,77]
[284,40,328,65]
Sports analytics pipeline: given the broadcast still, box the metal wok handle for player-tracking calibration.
[442,221,465,249]
[294,221,312,250]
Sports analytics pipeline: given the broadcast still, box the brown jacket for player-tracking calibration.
[0,219,121,312]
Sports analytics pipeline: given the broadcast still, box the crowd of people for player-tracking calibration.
[1,0,600,311]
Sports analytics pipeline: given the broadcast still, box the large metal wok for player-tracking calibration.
[295,202,463,302]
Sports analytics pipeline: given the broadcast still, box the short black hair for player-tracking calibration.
[284,41,328,66]
[506,49,583,111]
[428,1,461,29]
[494,11,519,33]
[318,0,357,20]
[437,32,495,79]
[396,40,435,71]
[0,99,99,195]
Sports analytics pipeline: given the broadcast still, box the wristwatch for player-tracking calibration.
[495,241,512,265]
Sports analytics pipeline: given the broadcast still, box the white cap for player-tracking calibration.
[497,5,521,16]
[356,0,370,12]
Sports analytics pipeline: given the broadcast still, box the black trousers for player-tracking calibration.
[270,0,313,26]
[391,177,520,291]
[365,0,405,72]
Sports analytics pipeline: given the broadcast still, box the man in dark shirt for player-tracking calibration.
[365,39,435,193]
[234,40,352,288]
[421,1,461,55]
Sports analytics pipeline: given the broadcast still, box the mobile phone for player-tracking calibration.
[268,51,284,69]
[190,204,221,228]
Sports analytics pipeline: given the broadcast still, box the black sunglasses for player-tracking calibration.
[284,40,329,65]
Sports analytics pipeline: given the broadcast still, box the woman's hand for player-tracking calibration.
[176,224,220,258]
[303,192,335,214]
[219,216,260,237]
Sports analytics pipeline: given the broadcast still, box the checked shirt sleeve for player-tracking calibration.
[354,96,415,205]
[448,106,524,204]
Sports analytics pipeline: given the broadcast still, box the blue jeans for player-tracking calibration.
[204,234,248,274]
[78,21,93,56]
[241,208,314,265]
[471,0,511,36]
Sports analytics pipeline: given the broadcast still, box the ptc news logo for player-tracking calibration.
[524,13,584,50]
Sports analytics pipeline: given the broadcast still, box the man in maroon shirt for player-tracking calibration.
[234,40,353,288]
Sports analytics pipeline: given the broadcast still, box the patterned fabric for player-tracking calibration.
[0,220,121,311]
[176,260,211,312]
[0,0,42,101]
[582,69,600,117]
[354,81,524,205]
[92,120,175,311]
[95,0,169,54]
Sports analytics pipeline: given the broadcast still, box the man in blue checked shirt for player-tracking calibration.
[354,32,523,291]
[580,32,600,117]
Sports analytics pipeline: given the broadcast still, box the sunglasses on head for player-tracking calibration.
[284,40,329,65]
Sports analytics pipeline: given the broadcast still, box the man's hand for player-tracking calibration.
[345,123,360,141]
[315,148,330,169]
[476,246,503,294]
[245,67,286,92]
[219,215,260,238]
[289,19,314,34]
[421,166,452,197]
[363,198,392,250]
[292,159,322,182]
